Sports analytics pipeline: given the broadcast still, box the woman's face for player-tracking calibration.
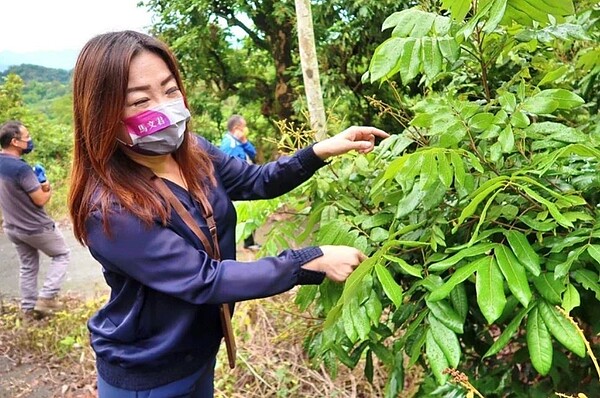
[123,51,183,119]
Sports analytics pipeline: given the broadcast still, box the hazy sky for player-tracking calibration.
[0,0,154,53]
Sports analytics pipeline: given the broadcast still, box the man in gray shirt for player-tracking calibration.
[0,120,69,317]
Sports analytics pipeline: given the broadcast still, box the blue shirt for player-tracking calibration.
[87,136,327,389]
[220,132,257,163]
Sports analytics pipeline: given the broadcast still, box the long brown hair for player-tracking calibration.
[69,30,215,244]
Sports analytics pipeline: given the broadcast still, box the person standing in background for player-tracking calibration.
[221,115,260,250]
[0,120,70,318]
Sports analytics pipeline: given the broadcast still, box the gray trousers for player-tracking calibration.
[5,225,70,310]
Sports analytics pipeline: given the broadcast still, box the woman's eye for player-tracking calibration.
[166,87,180,95]
[132,98,149,106]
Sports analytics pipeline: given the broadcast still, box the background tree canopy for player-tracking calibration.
[143,0,409,143]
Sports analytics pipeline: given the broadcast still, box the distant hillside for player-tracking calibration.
[0,49,78,72]
[1,64,71,84]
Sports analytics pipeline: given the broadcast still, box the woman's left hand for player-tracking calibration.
[313,126,389,160]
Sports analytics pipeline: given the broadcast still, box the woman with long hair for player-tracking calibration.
[69,30,388,397]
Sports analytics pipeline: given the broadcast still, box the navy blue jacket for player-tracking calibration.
[86,136,327,389]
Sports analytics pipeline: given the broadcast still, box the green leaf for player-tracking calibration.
[426,299,464,333]
[343,256,376,295]
[520,214,557,231]
[469,112,495,132]
[538,66,569,87]
[510,110,530,128]
[428,314,461,367]
[476,256,507,324]
[383,9,436,37]
[399,38,421,85]
[295,285,318,311]
[422,37,443,81]
[555,246,586,279]
[562,284,580,313]
[365,290,383,325]
[483,0,508,33]
[450,283,468,323]
[429,242,496,272]
[441,0,471,21]
[316,219,352,245]
[353,300,372,341]
[369,37,405,82]
[456,182,505,228]
[525,122,585,144]
[450,152,466,187]
[375,263,403,308]
[484,306,530,357]
[342,299,358,343]
[519,185,574,228]
[365,351,374,384]
[426,330,449,384]
[506,230,541,276]
[436,152,453,187]
[495,244,532,307]
[534,89,585,109]
[396,183,426,218]
[533,273,566,305]
[437,37,460,63]
[498,125,515,153]
[586,245,600,266]
[384,354,404,398]
[370,227,389,242]
[538,301,586,358]
[499,92,517,112]
[521,96,558,114]
[384,255,423,278]
[527,306,553,376]
[572,269,600,300]
[429,257,484,302]
[361,213,394,229]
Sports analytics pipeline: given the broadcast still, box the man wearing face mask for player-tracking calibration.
[221,115,261,250]
[0,120,70,319]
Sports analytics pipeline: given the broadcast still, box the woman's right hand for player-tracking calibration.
[301,245,367,282]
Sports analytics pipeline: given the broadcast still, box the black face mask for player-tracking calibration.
[20,138,34,155]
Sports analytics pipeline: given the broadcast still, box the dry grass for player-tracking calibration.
[0,290,423,397]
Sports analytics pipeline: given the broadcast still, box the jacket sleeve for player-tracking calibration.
[86,208,325,305]
[198,135,327,200]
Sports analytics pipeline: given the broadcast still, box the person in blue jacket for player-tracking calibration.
[221,115,261,250]
[220,115,256,164]
[68,30,388,398]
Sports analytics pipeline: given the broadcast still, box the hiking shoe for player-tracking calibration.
[35,297,62,313]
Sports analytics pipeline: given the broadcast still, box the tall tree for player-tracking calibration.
[143,0,409,127]
[295,0,327,140]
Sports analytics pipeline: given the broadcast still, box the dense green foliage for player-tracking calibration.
[246,0,600,396]
[143,0,409,146]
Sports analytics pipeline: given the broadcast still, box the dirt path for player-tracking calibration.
[0,221,109,302]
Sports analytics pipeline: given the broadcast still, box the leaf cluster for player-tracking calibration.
[261,1,600,396]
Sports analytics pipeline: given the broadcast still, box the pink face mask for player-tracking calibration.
[121,98,191,155]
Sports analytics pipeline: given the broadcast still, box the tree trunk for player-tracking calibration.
[294,0,327,140]
[270,23,296,122]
